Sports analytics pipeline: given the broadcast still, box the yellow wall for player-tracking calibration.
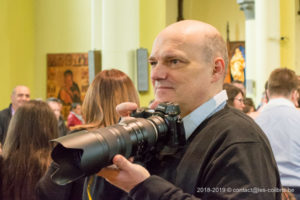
[280,0,296,70]
[35,0,92,100]
[0,0,35,109]
[139,0,167,107]
[296,0,300,73]
[183,0,245,41]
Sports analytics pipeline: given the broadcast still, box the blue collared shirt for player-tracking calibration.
[255,98,300,187]
[183,90,228,139]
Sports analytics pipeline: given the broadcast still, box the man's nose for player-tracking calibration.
[150,64,167,81]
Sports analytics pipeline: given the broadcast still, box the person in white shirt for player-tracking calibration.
[255,68,300,199]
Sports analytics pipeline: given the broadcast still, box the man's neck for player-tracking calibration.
[269,95,292,102]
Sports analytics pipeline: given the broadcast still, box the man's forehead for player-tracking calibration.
[150,37,201,60]
[15,86,30,94]
[149,49,185,61]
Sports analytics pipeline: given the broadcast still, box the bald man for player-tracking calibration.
[99,20,281,200]
[0,85,30,145]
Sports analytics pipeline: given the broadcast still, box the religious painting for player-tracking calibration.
[225,41,246,84]
[47,53,89,119]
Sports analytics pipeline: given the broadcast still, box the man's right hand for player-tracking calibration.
[116,102,139,117]
[98,154,150,193]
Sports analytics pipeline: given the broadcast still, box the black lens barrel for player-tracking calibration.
[51,116,168,185]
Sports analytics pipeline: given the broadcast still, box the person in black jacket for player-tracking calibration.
[0,85,30,147]
[98,20,282,200]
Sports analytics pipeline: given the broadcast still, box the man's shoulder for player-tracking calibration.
[0,106,11,119]
[200,106,266,144]
[210,106,260,131]
[256,103,300,122]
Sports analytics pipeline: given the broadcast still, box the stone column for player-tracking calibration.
[237,0,280,106]
[237,0,256,100]
[101,0,139,80]
[255,0,280,105]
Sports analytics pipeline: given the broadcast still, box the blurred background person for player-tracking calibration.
[47,97,68,137]
[67,102,84,130]
[231,80,246,96]
[0,85,30,150]
[0,100,58,200]
[255,68,300,199]
[243,97,256,114]
[37,68,140,200]
[223,83,245,111]
[256,81,269,111]
[248,81,269,119]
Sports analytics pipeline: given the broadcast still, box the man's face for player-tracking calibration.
[11,86,30,110]
[149,32,213,117]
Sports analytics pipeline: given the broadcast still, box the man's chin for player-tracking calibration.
[155,96,175,104]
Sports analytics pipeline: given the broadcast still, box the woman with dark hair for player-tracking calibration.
[243,97,256,114]
[37,69,140,200]
[0,100,58,200]
[223,83,245,111]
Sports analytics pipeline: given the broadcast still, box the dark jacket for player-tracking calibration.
[129,105,281,200]
[0,104,12,145]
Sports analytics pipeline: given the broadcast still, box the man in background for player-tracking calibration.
[255,68,300,199]
[0,85,30,146]
[47,97,68,137]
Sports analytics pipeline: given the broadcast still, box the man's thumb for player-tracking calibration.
[113,154,130,170]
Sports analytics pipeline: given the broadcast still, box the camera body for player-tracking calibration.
[130,102,186,154]
[51,102,185,185]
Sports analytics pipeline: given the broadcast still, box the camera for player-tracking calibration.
[50,102,185,185]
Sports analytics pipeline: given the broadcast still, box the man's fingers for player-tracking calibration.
[116,102,138,116]
[149,100,161,109]
[113,154,131,170]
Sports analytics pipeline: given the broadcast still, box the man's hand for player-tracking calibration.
[116,102,138,117]
[148,99,160,109]
[98,154,150,193]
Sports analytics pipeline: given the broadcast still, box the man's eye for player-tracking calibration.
[171,59,180,64]
[149,61,157,66]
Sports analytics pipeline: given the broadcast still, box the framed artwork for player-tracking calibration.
[225,41,246,83]
[47,53,89,119]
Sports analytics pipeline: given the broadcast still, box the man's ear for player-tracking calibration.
[265,89,270,102]
[291,89,299,107]
[212,57,225,83]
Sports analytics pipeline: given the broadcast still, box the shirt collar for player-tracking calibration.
[262,98,295,112]
[182,90,228,139]
[11,106,15,116]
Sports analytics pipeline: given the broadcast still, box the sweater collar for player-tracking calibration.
[182,90,228,139]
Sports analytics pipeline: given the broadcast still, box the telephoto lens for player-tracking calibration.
[50,102,184,185]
